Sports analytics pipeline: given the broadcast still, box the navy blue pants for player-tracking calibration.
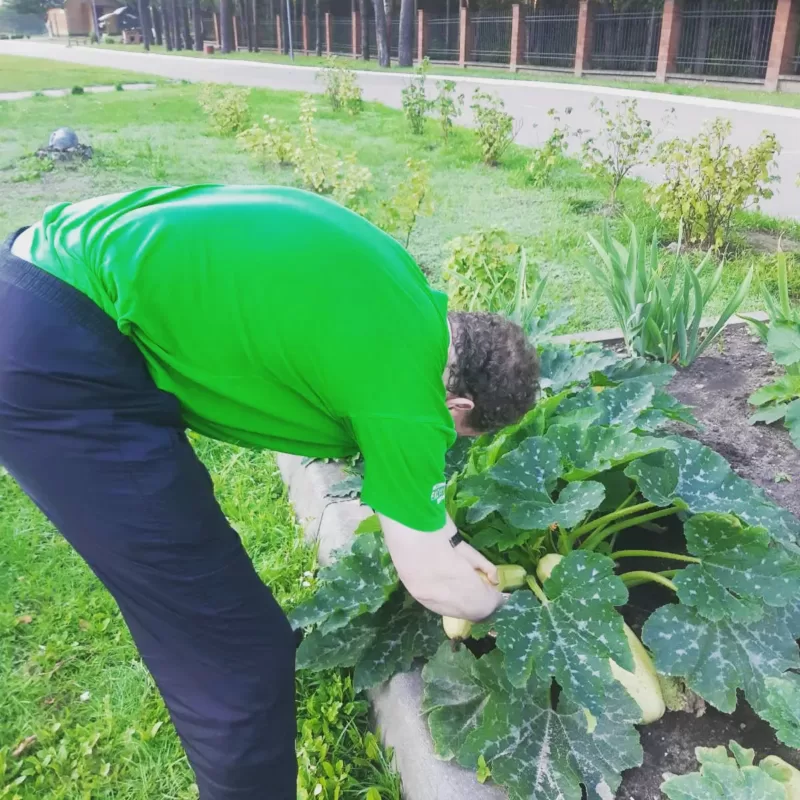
[0,232,297,799]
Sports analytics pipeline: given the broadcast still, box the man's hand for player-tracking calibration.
[379,513,505,621]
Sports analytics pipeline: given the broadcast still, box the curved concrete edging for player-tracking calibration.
[276,452,506,800]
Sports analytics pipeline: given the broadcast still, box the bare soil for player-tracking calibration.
[615,324,800,798]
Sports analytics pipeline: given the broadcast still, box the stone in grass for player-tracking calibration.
[36,128,93,164]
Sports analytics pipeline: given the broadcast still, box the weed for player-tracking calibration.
[470,89,520,166]
[431,79,463,143]
[198,84,251,136]
[401,58,430,136]
[71,85,85,95]
[318,55,362,115]
[375,158,434,248]
[238,115,296,167]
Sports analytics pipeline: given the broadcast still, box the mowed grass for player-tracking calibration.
[0,54,159,92]
[97,41,800,110]
[0,442,400,800]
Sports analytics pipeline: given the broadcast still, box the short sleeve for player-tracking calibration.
[351,414,456,532]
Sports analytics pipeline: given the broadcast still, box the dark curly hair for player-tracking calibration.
[447,312,539,433]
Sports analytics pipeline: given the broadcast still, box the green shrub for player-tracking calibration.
[431,79,463,143]
[198,84,251,136]
[577,98,655,206]
[443,229,522,311]
[294,95,372,208]
[586,219,753,366]
[470,89,519,166]
[650,118,780,249]
[526,107,571,187]
[401,58,430,136]
[318,55,362,115]
[12,155,54,183]
[375,158,434,248]
[115,81,124,91]
[71,85,85,95]
[103,34,115,44]
[237,115,296,167]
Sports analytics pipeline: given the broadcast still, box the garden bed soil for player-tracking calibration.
[615,324,800,798]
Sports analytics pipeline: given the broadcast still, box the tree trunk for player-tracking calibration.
[251,0,259,50]
[170,0,182,48]
[694,0,711,75]
[314,0,321,55]
[359,0,369,59]
[238,0,250,49]
[445,0,450,48]
[397,0,412,65]
[162,0,173,48]
[153,2,163,44]
[372,0,389,65]
[220,0,233,51]
[138,0,152,49]
[182,1,193,48]
[192,0,202,49]
[383,0,391,57]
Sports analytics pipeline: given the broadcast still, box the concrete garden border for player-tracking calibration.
[277,453,506,800]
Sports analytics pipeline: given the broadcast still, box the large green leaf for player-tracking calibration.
[289,532,398,634]
[599,357,675,388]
[475,551,632,709]
[296,591,443,692]
[675,513,800,622]
[661,742,786,800]
[767,321,800,368]
[749,375,800,407]
[643,603,800,714]
[546,422,674,482]
[557,379,656,430]
[538,345,619,394]
[760,674,800,749]
[464,437,606,529]
[422,645,642,800]
[625,436,800,549]
[636,390,699,431]
[784,399,800,448]
[749,403,790,425]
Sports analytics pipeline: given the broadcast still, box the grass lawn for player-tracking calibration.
[0,54,158,93]
[1,60,799,799]
[98,41,800,111]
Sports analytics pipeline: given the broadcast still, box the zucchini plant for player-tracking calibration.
[291,341,800,800]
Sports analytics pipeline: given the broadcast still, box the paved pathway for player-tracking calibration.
[0,83,154,101]
[3,38,800,220]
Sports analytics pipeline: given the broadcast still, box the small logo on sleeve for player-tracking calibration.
[431,482,446,504]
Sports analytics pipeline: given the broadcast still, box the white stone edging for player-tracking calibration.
[276,452,505,800]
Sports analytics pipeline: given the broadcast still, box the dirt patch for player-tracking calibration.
[667,324,800,517]
[615,325,800,798]
[744,229,800,254]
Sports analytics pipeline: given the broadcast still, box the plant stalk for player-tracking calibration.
[570,498,654,540]
[526,575,549,605]
[612,550,700,564]
[621,570,678,591]
[581,507,681,552]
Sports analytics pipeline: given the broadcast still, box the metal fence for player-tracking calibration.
[428,14,459,61]
[291,15,303,51]
[590,9,662,72]
[0,10,47,37]
[795,21,800,74]
[200,12,215,41]
[331,16,351,55]
[522,9,578,69]
[260,15,278,49]
[469,11,512,64]
[675,1,777,79]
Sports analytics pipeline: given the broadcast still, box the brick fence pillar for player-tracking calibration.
[276,14,282,53]
[352,11,360,56]
[325,11,332,55]
[765,0,799,90]
[213,11,220,45]
[655,0,682,82]
[510,4,525,72]
[459,6,471,67]
[302,11,309,53]
[574,0,594,77]
[233,14,240,49]
[417,9,428,61]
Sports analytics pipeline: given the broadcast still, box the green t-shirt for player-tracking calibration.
[21,185,456,531]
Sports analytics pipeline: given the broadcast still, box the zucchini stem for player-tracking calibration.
[612,550,700,564]
[526,575,549,605]
[621,570,678,592]
[569,498,654,540]
[581,507,681,551]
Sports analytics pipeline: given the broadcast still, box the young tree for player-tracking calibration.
[181,1,193,49]
[372,0,389,66]
[137,0,152,50]
[152,1,163,45]
[170,0,182,48]
[219,0,233,51]
[191,0,203,49]
[161,0,174,49]
[397,0,412,66]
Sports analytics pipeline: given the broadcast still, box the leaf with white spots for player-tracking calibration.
[422,644,642,800]
[462,437,606,530]
[556,378,656,431]
[760,674,800,749]
[626,436,800,549]
[289,532,398,634]
[599,357,675,388]
[642,603,800,714]
[636,390,699,431]
[546,422,674,482]
[675,513,800,622]
[661,742,786,800]
[538,345,619,394]
[475,551,633,710]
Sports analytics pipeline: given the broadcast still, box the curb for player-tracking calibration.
[276,452,506,800]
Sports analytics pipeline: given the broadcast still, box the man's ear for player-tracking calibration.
[446,396,475,412]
